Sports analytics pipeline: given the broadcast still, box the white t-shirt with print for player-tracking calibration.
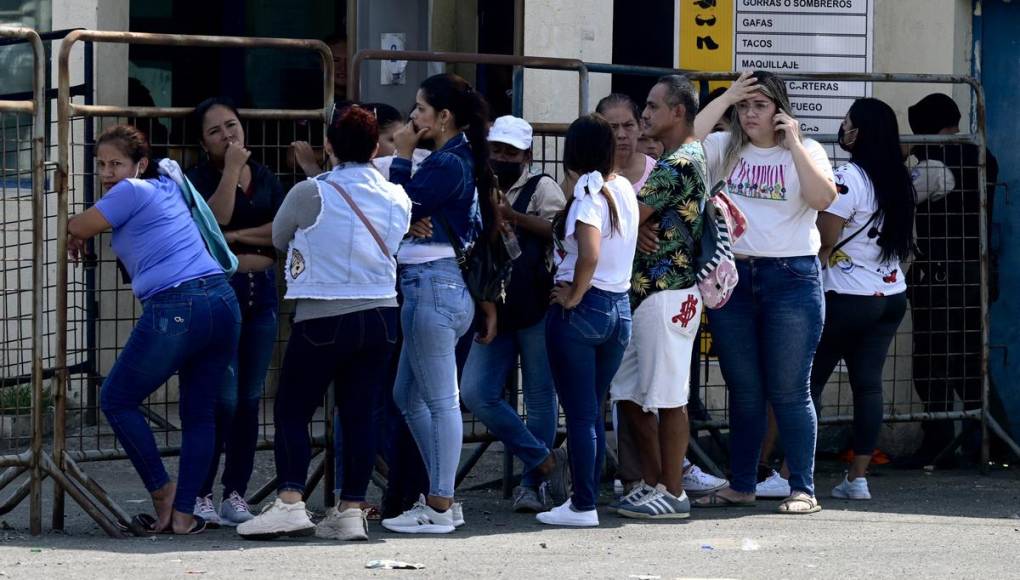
[822,163,907,296]
[703,131,834,257]
[554,176,639,293]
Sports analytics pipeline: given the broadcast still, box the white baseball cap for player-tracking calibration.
[487,115,533,151]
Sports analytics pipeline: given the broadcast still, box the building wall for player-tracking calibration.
[872,0,974,131]
[521,0,614,123]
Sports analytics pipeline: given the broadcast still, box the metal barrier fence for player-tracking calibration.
[50,30,334,536]
[531,65,1017,474]
[1,36,1014,535]
[0,26,123,538]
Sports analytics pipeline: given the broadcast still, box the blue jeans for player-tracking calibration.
[393,259,474,498]
[546,288,632,512]
[274,308,398,501]
[707,256,823,496]
[100,275,241,514]
[200,268,278,499]
[461,320,557,489]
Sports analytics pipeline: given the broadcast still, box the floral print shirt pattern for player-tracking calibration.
[630,141,708,308]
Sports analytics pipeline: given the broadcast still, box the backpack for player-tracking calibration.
[498,174,555,332]
[435,186,514,304]
[694,180,747,309]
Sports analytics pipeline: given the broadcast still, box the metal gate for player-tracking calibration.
[50,30,333,535]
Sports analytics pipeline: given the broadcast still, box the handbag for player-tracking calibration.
[157,159,238,277]
[434,192,514,304]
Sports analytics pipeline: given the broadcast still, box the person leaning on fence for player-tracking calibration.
[67,125,241,535]
[605,75,708,520]
[459,115,568,514]
[234,107,411,542]
[811,98,917,501]
[898,92,1001,469]
[691,71,836,514]
[538,114,640,527]
[185,96,286,528]
[379,73,490,534]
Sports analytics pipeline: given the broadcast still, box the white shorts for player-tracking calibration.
[610,287,702,411]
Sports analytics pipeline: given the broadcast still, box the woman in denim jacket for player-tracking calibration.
[380,73,490,534]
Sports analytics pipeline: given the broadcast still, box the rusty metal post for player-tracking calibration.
[0,25,47,537]
[26,27,45,539]
[969,78,992,473]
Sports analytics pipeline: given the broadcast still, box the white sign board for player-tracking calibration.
[733,0,874,136]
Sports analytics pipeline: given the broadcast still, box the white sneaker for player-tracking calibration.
[536,499,599,527]
[755,470,792,499]
[831,476,871,500]
[315,507,369,541]
[452,502,465,528]
[218,491,255,527]
[193,495,222,528]
[236,499,315,540]
[682,464,729,497]
[381,495,456,534]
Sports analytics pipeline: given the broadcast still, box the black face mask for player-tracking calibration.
[837,125,858,152]
[492,160,524,191]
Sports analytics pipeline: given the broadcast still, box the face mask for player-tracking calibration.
[492,160,524,190]
[133,164,141,179]
[838,125,858,152]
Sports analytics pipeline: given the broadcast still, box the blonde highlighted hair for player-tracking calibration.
[721,71,794,174]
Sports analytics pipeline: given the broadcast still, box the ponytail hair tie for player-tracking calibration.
[574,170,605,200]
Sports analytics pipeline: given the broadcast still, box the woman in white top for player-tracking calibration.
[691,71,836,514]
[538,114,640,527]
[811,98,915,501]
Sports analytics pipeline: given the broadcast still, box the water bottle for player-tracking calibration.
[501,228,522,260]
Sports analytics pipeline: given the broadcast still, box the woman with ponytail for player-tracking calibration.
[538,114,639,527]
[381,73,488,534]
[810,98,915,500]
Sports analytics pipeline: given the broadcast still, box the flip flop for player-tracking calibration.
[175,515,207,535]
[116,513,162,535]
[691,490,756,508]
[777,492,821,515]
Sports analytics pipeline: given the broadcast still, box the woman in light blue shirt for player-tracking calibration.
[67,125,240,535]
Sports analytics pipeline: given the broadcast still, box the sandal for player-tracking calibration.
[116,513,162,535]
[175,515,207,535]
[691,490,756,508]
[777,492,821,515]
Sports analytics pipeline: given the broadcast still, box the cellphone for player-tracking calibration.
[710,180,726,197]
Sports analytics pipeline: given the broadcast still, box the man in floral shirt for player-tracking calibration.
[609,75,709,519]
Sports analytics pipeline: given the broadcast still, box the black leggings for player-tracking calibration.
[810,292,907,455]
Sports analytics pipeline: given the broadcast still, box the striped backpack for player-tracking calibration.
[695,180,747,309]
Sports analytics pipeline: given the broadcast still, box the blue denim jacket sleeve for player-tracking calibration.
[390,152,467,223]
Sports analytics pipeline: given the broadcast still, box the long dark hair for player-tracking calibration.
[556,114,621,239]
[419,73,494,208]
[846,98,915,262]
